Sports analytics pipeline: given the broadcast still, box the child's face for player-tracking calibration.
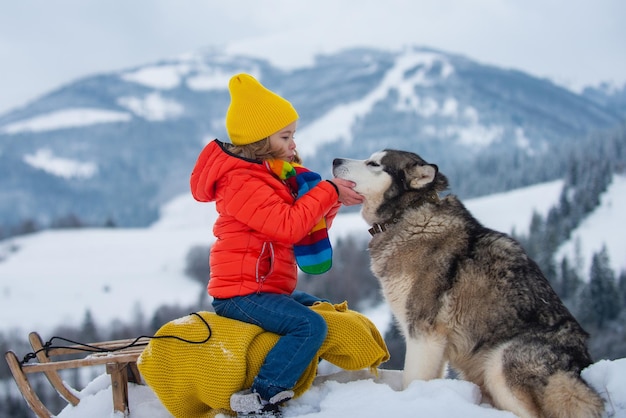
[268,121,298,162]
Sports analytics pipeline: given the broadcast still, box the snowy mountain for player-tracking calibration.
[0,45,623,232]
[582,81,626,117]
[1,175,625,336]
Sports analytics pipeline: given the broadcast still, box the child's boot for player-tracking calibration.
[230,389,293,417]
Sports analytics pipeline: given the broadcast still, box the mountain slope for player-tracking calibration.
[0,46,622,231]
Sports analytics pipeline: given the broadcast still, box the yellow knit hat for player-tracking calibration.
[225,73,299,145]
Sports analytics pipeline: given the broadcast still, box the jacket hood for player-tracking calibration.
[190,139,263,202]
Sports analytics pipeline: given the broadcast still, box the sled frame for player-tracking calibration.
[5,332,148,418]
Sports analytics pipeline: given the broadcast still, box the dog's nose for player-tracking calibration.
[332,159,342,168]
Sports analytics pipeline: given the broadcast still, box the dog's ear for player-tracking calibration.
[407,164,437,189]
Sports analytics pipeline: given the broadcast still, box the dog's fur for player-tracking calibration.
[333,150,604,418]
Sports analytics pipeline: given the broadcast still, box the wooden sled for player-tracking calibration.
[5,332,149,417]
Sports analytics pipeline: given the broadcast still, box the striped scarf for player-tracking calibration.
[265,159,332,274]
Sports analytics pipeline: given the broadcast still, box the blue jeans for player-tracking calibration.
[212,291,328,401]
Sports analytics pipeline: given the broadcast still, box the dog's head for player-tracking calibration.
[333,149,448,225]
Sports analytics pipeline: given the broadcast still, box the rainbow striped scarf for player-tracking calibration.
[265,159,332,274]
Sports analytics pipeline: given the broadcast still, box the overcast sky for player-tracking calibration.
[1,0,625,114]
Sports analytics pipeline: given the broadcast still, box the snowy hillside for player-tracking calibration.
[2,176,626,336]
[556,174,626,275]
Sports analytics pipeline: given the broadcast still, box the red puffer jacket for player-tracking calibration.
[190,139,341,298]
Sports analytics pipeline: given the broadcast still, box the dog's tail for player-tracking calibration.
[540,371,604,418]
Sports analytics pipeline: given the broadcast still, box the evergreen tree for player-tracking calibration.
[558,256,581,300]
[184,245,212,306]
[618,270,626,308]
[556,188,574,239]
[184,245,211,286]
[521,211,558,285]
[1,391,31,418]
[519,211,543,260]
[80,310,100,342]
[580,246,621,327]
[12,218,39,236]
[51,213,83,229]
[297,235,381,306]
[103,217,117,228]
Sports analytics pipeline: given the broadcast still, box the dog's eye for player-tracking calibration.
[366,161,380,167]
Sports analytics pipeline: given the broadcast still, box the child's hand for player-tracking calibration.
[329,178,364,206]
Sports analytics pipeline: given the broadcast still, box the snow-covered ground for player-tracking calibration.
[55,358,626,417]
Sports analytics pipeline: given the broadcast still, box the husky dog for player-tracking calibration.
[332,150,604,418]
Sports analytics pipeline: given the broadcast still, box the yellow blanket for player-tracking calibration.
[137,301,389,417]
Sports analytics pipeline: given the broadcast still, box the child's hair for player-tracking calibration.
[229,138,302,164]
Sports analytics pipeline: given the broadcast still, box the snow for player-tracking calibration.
[118,60,250,92]
[454,123,504,147]
[3,177,626,417]
[463,179,564,236]
[117,93,184,121]
[22,148,98,179]
[298,49,455,156]
[120,64,192,90]
[296,48,503,156]
[0,108,131,134]
[556,174,626,275]
[119,53,257,93]
[514,127,532,153]
[0,195,217,333]
[54,359,626,417]
[185,67,242,91]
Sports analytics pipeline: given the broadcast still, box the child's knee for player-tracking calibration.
[309,312,327,343]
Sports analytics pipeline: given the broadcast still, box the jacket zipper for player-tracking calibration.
[255,241,275,293]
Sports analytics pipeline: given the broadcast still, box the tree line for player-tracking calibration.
[513,123,626,334]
